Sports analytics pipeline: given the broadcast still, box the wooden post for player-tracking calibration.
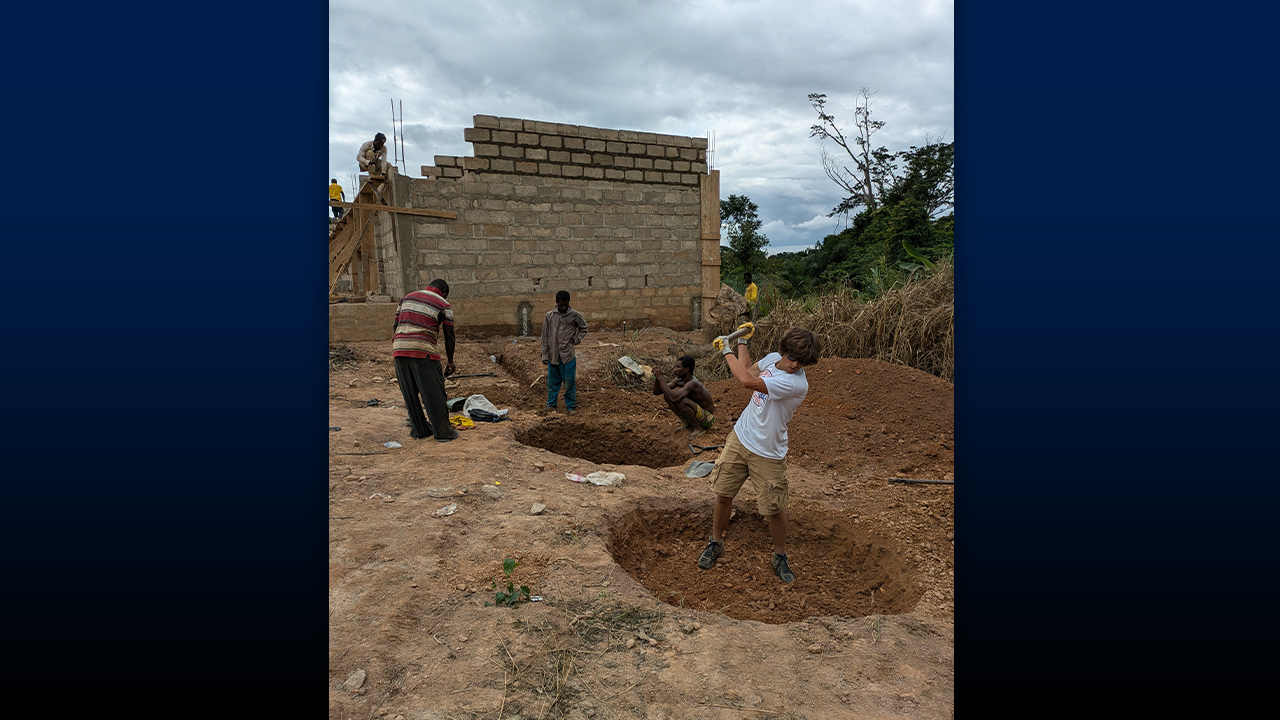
[699,170,721,335]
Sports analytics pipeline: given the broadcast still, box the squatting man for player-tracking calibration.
[652,356,715,440]
[697,325,820,583]
[358,133,389,177]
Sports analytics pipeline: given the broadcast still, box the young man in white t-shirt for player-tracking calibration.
[697,327,821,583]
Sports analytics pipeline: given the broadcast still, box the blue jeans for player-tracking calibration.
[546,358,577,409]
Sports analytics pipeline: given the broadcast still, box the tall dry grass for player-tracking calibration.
[713,260,954,382]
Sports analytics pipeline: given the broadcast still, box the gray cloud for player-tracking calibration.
[329,0,952,252]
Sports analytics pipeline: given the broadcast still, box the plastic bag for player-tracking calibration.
[464,394,509,422]
[566,471,625,487]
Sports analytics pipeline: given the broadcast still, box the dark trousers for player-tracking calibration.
[394,356,451,440]
[331,206,344,219]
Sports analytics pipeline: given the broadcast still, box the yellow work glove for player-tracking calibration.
[713,336,732,355]
[736,321,755,340]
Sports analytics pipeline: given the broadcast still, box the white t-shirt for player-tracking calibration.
[733,352,809,460]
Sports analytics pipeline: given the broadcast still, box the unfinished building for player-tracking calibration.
[328,115,722,341]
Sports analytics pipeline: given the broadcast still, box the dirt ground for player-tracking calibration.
[329,327,954,719]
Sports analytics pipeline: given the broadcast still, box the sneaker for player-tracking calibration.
[567,407,577,416]
[772,553,796,583]
[697,538,723,569]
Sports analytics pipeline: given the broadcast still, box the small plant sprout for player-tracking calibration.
[486,557,532,608]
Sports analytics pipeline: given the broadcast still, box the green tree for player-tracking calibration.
[720,194,769,274]
[881,139,954,219]
[809,89,954,222]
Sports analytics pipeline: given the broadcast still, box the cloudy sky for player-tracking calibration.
[329,0,952,255]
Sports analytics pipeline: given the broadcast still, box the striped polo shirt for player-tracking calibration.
[392,288,453,360]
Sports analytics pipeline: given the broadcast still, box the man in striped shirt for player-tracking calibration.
[392,279,458,442]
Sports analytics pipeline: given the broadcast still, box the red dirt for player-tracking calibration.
[329,329,954,719]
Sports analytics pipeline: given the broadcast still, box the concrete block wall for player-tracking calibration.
[422,116,709,186]
[360,116,716,339]
[329,302,397,343]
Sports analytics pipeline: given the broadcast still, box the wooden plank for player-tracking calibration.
[329,202,456,220]
[329,210,379,293]
[700,170,720,239]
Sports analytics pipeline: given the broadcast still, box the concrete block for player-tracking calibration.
[489,158,515,172]
[635,158,653,170]
[436,156,457,167]
[698,149,707,160]
[562,165,584,177]
[665,146,679,158]
[599,128,619,141]
[463,157,490,170]
[474,114,500,129]
[525,148,548,161]
[499,117,524,131]
[681,174,699,185]
[691,137,708,149]
[500,146,524,158]
[584,139,607,152]
[549,150,570,163]
[540,135,563,148]
[464,127,491,142]
[626,143,645,155]
[647,145,664,157]
[673,160,690,172]
[663,172,681,183]
[592,154,614,166]
[605,169,624,180]
[624,170,643,182]
[606,141,626,154]
[618,130,638,142]
[492,130,516,144]
[517,132,539,146]
[557,123,579,137]
[443,167,463,178]
[516,161,538,174]
[672,135,692,148]
[655,159,673,171]
[535,121,557,134]
[691,162,707,173]
[564,137,584,150]
[578,126,600,139]
[583,167,604,179]
[422,166,442,177]
[539,163,562,176]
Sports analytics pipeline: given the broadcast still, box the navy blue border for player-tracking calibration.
[958,0,1280,707]
[4,0,1278,709]
[1,2,324,701]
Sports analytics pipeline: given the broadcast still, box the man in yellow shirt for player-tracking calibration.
[742,271,759,323]
[328,179,345,219]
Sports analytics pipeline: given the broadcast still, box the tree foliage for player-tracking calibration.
[809,89,954,222]
[720,91,955,303]
[720,194,769,274]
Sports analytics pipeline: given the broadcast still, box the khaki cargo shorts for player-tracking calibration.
[708,428,789,516]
